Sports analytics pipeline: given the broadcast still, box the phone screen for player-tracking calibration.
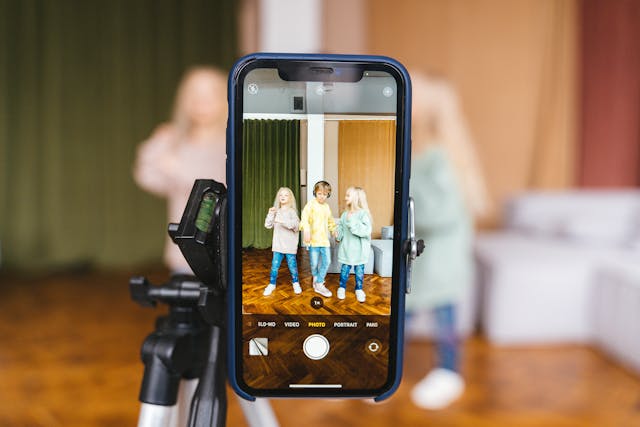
[232,59,406,396]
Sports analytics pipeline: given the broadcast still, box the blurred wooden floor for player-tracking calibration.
[0,268,639,427]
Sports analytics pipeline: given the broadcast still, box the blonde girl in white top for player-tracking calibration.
[133,67,227,273]
[263,187,301,296]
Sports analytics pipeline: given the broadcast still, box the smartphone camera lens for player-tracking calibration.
[247,83,259,95]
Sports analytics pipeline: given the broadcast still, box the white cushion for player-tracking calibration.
[505,190,640,246]
[381,226,394,240]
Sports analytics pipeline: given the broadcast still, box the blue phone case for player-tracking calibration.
[226,52,412,402]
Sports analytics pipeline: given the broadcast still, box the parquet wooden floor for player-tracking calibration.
[242,248,391,315]
[0,268,639,426]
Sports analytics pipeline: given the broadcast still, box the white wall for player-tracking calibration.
[258,0,322,52]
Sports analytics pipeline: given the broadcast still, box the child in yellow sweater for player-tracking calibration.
[299,181,337,297]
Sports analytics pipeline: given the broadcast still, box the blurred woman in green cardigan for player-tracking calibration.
[408,72,490,410]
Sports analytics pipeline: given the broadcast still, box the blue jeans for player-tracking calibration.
[269,252,299,285]
[405,304,459,372]
[339,264,364,290]
[434,304,459,372]
[308,246,330,284]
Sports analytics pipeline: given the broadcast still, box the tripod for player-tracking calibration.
[130,275,279,427]
[130,179,278,427]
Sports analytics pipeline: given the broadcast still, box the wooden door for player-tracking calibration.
[338,120,396,239]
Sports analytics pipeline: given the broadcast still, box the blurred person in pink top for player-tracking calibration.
[133,67,227,273]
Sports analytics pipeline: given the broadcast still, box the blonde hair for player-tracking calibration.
[345,186,372,224]
[411,71,491,219]
[273,187,297,212]
[171,66,227,141]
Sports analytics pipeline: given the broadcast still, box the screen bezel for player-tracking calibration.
[228,55,410,398]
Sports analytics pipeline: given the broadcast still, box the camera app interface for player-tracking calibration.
[241,67,398,391]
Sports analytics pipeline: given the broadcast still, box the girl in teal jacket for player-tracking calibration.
[409,72,490,410]
[336,187,372,303]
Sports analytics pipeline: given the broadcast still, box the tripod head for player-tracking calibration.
[168,179,227,326]
[169,180,227,289]
[131,179,229,427]
[130,179,228,326]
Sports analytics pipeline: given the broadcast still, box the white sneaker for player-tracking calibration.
[337,287,346,299]
[263,284,276,296]
[313,282,332,297]
[411,368,464,410]
[355,289,366,303]
[292,282,302,294]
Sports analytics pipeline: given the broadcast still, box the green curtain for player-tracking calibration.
[242,120,301,249]
[0,0,237,270]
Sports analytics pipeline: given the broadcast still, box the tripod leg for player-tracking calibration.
[238,398,280,427]
[187,325,227,427]
[138,403,175,427]
[170,379,199,427]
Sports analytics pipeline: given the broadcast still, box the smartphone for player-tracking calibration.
[226,53,412,400]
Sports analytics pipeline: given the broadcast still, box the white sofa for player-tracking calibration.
[370,239,393,277]
[475,190,640,354]
[593,256,640,374]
